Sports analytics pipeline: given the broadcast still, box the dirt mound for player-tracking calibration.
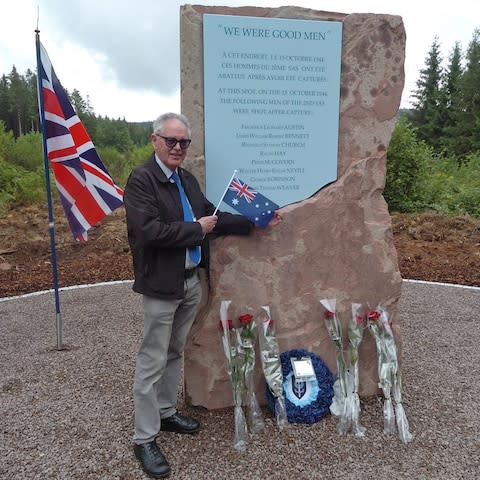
[392,212,480,286]
[0,205,132,297]
[392,213,480,242]
[0,206,479,298]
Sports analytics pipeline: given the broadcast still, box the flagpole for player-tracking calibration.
[213,169,237,216]
[35,29,63,350]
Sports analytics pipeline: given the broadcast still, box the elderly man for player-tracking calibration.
[124,112,254,478]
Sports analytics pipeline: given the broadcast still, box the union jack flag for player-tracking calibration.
[228,177,257,203]
[222,175,279,228]
[37,42,124,241]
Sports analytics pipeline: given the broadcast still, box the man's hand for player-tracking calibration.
[198,215,218,235]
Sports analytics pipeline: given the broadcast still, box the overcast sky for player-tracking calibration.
[1,0,479,121]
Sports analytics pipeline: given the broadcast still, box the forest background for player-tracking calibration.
[1,31,480,228]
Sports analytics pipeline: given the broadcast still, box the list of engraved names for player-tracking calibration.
[217,51,328,192]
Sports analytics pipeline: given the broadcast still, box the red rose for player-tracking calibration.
[368,310,380,321]
[324,310,335,319]
[238,313,253,326]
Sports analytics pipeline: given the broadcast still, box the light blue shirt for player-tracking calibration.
[155,154,199,269]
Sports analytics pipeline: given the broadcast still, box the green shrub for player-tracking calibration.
[385,118,433,212]
[0,159,46,213]
[0,121,15,160]
[97,144,152,188]
[421,152,480,216]
[7,131,43,171]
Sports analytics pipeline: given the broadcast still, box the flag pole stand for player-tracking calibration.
[56,312,63,350]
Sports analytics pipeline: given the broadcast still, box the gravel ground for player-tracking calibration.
[1,280,479,480]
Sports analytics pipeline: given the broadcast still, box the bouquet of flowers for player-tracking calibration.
[347,303,367,437]
[320,298,350,434]
[236,310,265,434]
[367,306,413,443]
[219,300,248,451]
[367,307,395,434]
[321,299,366,436]
[256,306,287,429]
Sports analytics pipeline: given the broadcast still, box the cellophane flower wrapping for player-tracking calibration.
[257,306,287,430]
[219,300,248,451]
[377,306,414,443]
[368,306,413,443]
[347,303,366,437]
[237,309,265,434]
[367,307,395,434]
[320,298,350,434]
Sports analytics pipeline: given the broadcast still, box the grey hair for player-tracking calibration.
[153,112,191,137]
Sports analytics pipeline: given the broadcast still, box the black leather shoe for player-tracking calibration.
[134,440,171,478]
[160,413,200,434]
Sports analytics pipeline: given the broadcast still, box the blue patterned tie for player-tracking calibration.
[171,171,201,264]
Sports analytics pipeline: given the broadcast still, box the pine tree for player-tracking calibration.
[25,69,40,133]
[0,75,10,132]
[440,42,464,156]
[456,28,480,155]
[7,67,33,138]
[409,37,444,150]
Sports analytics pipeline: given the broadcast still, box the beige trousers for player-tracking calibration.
[133,272,201,444]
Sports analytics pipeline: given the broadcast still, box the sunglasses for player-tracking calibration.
[155,134,191,150]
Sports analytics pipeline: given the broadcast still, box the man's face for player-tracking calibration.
[152,118,190,172]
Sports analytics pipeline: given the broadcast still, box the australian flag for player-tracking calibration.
[37,41,124,241]
[222,176,279,228]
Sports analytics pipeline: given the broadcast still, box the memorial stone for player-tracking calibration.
[180,4,405,409]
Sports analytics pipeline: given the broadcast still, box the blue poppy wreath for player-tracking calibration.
[266,348,334,424]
